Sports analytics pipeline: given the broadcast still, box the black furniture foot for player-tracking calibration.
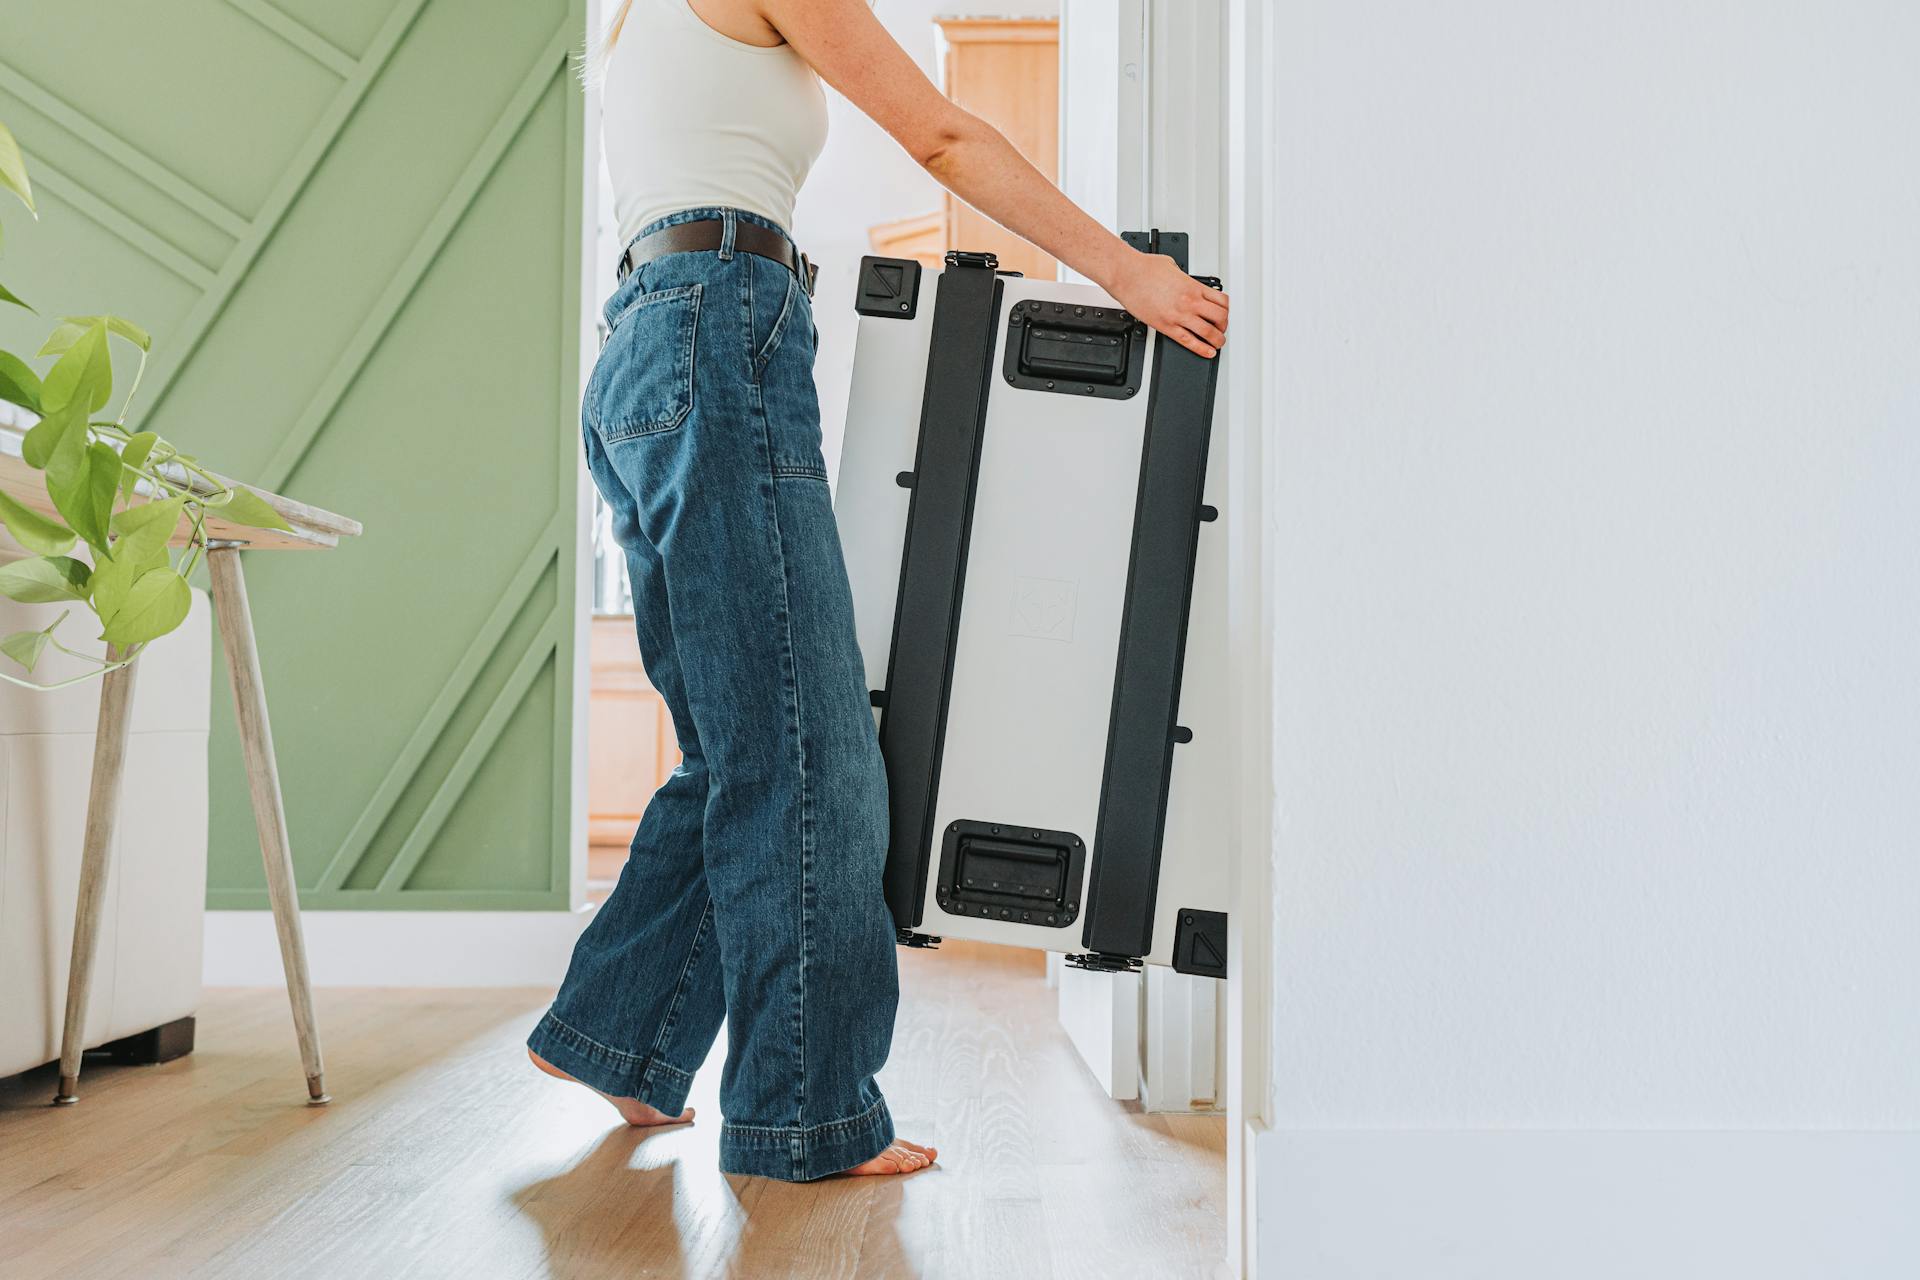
[100,1015,196,1066]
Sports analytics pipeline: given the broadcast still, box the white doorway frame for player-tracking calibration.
[1057,4,1276,1271]
[1219,1,1278,1272]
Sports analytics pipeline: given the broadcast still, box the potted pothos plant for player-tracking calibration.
[0,118,289,690]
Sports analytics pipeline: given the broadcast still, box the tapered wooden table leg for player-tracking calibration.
[207,544,329,1105]
[53,647,140,1105]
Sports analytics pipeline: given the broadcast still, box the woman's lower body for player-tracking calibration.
[529,208,903,1181]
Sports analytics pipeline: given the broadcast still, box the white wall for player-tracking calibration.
[1253,1,1920,1272]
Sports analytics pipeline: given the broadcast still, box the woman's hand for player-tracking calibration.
[1108,251,1231,359]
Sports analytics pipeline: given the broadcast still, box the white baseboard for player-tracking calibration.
[1255,1129,1920,1279]
[203,909,593,987]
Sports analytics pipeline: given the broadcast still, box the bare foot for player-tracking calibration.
[528,1048,694,1127]
[844,1137,938,1176]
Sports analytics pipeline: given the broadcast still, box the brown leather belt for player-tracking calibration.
[618,219,816,296]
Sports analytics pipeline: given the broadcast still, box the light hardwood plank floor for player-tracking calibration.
[1,943,1225,1279]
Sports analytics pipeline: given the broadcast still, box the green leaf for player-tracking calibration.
[87,553,138,621]
[0,278,31,312]
[0,487,76,555]
[40,315,151,356]
[37,319,87,357]
[45,315,149,356]
[0,349,42,413]
[87,314,152,351]
[41,320,110,414]
[218,485,292,532]
[99,566,190,646]
[0,121,32,214]
[46,441,119,553]
[24,397,85,479]
[0,554,89,603]
[0,627,50,673]
[108,494,183,572]
[118,431,159,498]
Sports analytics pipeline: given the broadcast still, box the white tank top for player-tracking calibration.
[602,0,829,246]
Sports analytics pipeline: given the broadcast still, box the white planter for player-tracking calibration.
[0,533,211,1079]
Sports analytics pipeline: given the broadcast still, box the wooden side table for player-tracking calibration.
[0,419,361,1106]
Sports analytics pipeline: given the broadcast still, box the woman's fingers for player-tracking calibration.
[1196,298,1229,328]
[1162,322,1217,358]
[1190,317,1228,349]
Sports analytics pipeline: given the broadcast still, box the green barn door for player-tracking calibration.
[0,0,588,909]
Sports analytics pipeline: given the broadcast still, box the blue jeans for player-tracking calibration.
[529,207,900,1180]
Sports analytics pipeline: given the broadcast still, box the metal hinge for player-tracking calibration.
[1064,951,1142,974]
[944,249,999,271]
[896,929,943,949]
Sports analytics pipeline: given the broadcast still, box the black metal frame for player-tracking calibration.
[1078,236,1224,963]
[875,252,1005,930]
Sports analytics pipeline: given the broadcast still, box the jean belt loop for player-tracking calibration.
[718,209,737,261]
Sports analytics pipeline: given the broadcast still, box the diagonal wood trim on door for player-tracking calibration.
[314,515,565,891]
[223,0,361,80]
[134,0,437,426]
[8,0,590,912]
[25,161,221,286]
[259,23,575,491]
[0,60,253,237]
[376,613,562,892]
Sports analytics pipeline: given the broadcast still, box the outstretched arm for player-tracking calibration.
[762,0,1228,358]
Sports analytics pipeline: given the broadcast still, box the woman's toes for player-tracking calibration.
[846,1143,932,1176]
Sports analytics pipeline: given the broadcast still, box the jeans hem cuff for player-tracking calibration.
[526,1011,696,1116]
[717,1097,895,1182]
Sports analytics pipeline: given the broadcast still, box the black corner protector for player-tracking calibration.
[1171,726,1194,744]
[897,929,942,949]
[869,689,888,708]
[856,255,923,319]
[895,470,916,488]
[1172,909,1228,979]
[1199,504,1219,523]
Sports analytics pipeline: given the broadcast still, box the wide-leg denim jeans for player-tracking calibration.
[530,207,900,1181]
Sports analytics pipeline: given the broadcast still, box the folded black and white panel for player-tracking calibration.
[836,241,1228,977]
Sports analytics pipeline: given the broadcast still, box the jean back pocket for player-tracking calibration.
[587,283,702,442]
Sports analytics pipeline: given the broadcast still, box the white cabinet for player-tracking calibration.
[0,537,211,1079]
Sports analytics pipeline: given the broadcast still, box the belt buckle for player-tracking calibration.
[800,252,817,297]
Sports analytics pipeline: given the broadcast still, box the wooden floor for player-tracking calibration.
[0,943,1225,1279]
